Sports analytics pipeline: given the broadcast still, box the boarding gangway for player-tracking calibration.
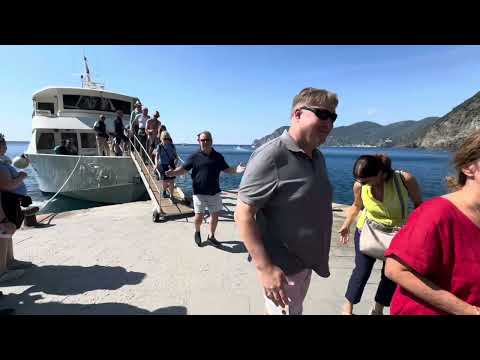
[127,134,194,222]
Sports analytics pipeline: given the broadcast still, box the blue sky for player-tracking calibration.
[1,45,480,144]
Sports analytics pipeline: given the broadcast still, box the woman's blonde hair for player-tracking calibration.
[160,131,172,143]
[446,129,480,191]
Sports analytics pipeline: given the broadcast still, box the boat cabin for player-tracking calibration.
[30,87,139,156]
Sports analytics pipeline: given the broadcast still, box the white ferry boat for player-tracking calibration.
[25,58,147,204]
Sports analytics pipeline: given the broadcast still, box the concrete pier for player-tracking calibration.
[0,190,386,315]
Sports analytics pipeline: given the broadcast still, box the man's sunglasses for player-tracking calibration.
[199,138,212,143]
[300,106,337,123]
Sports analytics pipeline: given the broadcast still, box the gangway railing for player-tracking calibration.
[127,132,193,222]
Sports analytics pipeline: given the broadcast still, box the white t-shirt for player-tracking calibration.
[137,115,149,129]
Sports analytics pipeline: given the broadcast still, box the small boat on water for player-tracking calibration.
[25,57,147,204]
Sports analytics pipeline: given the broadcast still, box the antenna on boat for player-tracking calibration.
[81,55,105,90]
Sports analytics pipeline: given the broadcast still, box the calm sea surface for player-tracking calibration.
[6,142,453,214]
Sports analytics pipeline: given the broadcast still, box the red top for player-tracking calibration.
[385,197,480,315]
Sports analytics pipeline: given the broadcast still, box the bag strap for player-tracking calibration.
[160,144,174,163]
[397,170,407,189]
[392,170,406,220]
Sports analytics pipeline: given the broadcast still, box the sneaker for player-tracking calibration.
[8,259,34,270]
[368,307,384,315]
[0,269,25,283]
[207,235,222,248]
[194,231,202,247]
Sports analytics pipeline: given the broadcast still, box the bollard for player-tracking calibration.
[22,206,40,227]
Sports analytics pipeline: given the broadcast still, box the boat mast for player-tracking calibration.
[81,56,104,90]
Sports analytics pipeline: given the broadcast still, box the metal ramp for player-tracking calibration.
[128,135,194,222]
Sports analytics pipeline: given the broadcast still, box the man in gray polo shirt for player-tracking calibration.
[234,87,338,315]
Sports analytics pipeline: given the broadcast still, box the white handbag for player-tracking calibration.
[359,171,406,260]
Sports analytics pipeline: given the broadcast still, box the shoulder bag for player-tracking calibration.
[359,171,406,260]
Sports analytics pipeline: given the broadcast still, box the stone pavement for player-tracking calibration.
[0,190,387,315]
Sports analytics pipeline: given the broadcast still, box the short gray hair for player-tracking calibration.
[197,131,212,140]
[291,87,339,113]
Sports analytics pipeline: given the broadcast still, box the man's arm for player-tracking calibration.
[165,166,188,177]
[167,154,193,177]
[234,199,271,270]
[223,163,246,174]
[234,198,290,308]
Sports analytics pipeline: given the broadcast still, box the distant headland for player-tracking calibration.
[252,90,480,150]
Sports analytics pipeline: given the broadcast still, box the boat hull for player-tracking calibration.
[26,153,147,204]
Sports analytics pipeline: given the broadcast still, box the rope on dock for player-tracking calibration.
[38,155,83,215]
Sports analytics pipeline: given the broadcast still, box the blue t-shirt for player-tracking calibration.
[0,162,27,196]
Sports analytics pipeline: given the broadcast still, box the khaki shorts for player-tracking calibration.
[264,269,312,315]
[193,193,223,214]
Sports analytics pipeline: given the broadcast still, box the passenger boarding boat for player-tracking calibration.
[25,57,147,204]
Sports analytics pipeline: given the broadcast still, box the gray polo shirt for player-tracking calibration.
[238,130,332,277]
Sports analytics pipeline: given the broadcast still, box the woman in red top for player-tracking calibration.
[385,130,480,315]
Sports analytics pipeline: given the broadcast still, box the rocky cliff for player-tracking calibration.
[252,89,480,149]
[416,91,480,149]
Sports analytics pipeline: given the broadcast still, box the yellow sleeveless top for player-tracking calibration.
[356,171,409,230]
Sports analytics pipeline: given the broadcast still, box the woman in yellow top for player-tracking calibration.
[339,154,423,315]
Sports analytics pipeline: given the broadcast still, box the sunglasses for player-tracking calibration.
[354,175,379,185]
[354,178,369,185]
[164,138,172,141]
[199,138,212,143]
[300,106,337,123]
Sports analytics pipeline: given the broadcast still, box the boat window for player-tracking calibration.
[37,133,55,150]
[80,133,97,149]
[37,102,55,114]
[61,133,79,155]
[63,95,131,114]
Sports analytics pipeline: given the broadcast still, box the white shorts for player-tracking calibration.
[264,269,312,315]
[193,193,223,214]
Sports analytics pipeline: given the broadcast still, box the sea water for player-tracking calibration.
[6,142,453,214]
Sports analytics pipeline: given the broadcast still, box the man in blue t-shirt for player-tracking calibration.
[166,131,245,248]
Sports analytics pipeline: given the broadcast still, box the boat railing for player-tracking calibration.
[127,133,165,199]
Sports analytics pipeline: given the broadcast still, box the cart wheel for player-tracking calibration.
[153,209,160,223]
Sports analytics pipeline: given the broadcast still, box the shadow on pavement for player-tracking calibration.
[0,264,146,296]
[0,264,188,315]
[203,240,247,254]
[0,292,187,315]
